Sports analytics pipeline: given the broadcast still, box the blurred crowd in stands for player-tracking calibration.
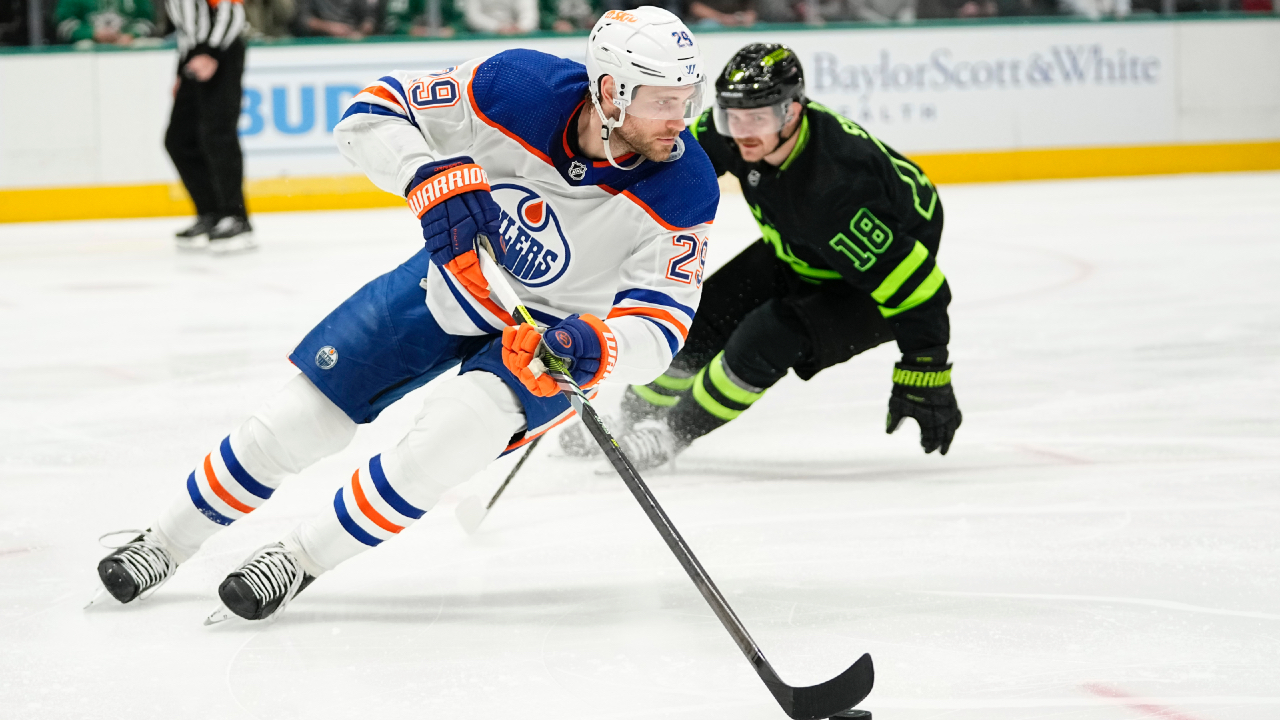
[1,0,1274,47]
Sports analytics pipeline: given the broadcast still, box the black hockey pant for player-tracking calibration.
[165,41,248,220]
[634,241,897,446]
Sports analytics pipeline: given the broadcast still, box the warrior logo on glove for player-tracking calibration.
[886,351,962,455]
[408,156,501,300]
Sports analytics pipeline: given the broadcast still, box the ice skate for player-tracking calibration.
[88,530,178,607]
[559,412,620,458]
[206,543,314,624]
[207,216,257,255]
[560,386,673,458]
[174,214,217,251]
[612,419,685,473]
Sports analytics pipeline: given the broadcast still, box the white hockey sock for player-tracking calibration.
[154,374,357,563]
[287,371,525,573]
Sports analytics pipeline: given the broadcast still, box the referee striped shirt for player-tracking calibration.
[168,0,245,56]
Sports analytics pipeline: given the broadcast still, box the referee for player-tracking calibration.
[165,0,254,253]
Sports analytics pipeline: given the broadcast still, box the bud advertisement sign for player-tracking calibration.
[237,39,582,177]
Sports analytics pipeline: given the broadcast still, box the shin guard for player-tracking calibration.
[666,351,768,446]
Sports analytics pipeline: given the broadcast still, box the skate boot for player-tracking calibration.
[559,412,621,458]
[560,385,672,458]
[207,216,257,255]
[174,214,217,250]
[207,543,315,624]
[91,530,179,606]
[615,419,686,472]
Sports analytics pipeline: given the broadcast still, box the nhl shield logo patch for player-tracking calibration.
[315,346,338,370]
[568,161,587,182]
[747,169,761,187]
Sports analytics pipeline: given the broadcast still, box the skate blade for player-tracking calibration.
[203,605,235,626]
[209,235,258,255]
[84,586,109,610]
[175,237,210,252]
[454,495,487,535]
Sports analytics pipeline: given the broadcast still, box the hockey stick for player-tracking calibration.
[475,248,874,720]
[454,435,543,534]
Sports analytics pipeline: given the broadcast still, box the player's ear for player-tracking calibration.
[786,101,803,126]
[599,75,620,119]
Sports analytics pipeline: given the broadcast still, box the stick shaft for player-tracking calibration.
[471,239,872,720]
[486,435,542,510]
[475,252,776,684]
[566,393,767,664]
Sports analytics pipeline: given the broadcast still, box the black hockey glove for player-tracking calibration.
[886,351,961,455]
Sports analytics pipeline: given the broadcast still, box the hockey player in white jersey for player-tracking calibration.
[90,7,718,622]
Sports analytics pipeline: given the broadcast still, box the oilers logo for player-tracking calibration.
[316,346,338,370]
[491,184,572,288]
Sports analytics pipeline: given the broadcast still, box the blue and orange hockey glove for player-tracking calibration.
[501,314,617,398]
[886,347,961,455]
[407,156,500,299]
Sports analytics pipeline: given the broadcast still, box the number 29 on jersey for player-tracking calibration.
[666,233,708,288]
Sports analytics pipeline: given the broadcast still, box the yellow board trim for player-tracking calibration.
[911,139,1280,184]
[0,174,402,224]
[3,140,1280,223]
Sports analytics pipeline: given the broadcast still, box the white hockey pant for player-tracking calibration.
[153,372,524,573]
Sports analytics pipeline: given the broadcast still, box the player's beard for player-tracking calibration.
[613,122,676,163]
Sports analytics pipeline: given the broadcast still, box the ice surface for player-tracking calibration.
[1,173,1278,720]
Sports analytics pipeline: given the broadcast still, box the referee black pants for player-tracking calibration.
[165,41,247,220]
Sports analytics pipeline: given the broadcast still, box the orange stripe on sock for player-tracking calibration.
[351,470,404,534]
[203,454,254,515]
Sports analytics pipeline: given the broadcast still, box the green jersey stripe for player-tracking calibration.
[880,266,946,318]
[871,240,929,304]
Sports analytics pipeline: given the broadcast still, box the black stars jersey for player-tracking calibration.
[691,101,951,354]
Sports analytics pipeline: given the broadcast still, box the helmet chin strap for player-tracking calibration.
[592,95,646,171]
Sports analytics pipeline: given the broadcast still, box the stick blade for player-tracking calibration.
[454,495,488,535]
[762,653,874,720]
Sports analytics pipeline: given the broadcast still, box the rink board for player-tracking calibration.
[0,17,1278,221]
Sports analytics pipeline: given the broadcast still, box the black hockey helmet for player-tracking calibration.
[714,43,805,110]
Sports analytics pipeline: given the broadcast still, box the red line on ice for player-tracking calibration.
[1083,682,1208,720]
[0,547,36,558]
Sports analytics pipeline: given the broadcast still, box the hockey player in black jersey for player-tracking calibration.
[562,43,961,469]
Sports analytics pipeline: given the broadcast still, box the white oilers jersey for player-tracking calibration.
[334,49,719,383]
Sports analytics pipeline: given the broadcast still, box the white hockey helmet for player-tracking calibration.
[585,7,705,168]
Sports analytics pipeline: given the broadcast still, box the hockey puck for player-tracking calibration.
[829,710,871,719]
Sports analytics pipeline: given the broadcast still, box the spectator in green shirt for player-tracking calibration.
[243,0,297,38]
[380,0,461,35]
[56,0,154,44]
[540,0,595,32]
